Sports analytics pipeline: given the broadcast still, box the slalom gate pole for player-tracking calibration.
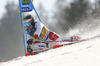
[19,0,42,54]
[33,4,42,22]
[19,0,27,53]
[29,0,42,22]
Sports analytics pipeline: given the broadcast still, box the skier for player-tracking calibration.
[23,15,80,56]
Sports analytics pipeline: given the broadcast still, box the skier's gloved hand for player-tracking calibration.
[27,46,33,53]
[27,37,35,45]
[27,39,33,45]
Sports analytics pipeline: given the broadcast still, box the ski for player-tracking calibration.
[25,34,100,56]
[25,41,83,56]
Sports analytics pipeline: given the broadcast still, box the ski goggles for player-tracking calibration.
[24,22,31,27]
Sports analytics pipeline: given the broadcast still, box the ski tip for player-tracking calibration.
[81,39,86,41]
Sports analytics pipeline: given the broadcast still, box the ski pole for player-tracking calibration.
[34,39,85,43]
[34,34,100,44]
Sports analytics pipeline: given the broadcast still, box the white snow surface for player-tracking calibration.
[0,27,100,66]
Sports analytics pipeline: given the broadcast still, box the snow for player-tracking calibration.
[0,27,100,66]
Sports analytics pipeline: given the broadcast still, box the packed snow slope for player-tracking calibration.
[0,26,100,66]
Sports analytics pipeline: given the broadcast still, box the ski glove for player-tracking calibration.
[27,37,35,45]
[27,46,33,53]
[27,39,33,45]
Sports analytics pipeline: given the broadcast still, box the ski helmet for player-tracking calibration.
[23,15,34,24]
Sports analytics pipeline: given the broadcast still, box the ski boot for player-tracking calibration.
[71,36,80,42]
